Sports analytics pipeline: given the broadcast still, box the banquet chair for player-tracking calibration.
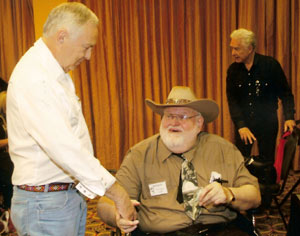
[271,120,300,229]
[244,120,300,230]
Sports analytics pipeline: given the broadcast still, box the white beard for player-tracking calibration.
[160,123,199,153]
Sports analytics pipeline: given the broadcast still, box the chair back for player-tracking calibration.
[278,122,300,194]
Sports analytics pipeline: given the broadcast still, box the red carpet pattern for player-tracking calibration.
[85,197,116,236]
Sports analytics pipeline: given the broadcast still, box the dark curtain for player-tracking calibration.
[0,0,35,82]
[69,0,300,170]
[2,0,298,170]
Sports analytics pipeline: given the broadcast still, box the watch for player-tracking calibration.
[227,188,236,204]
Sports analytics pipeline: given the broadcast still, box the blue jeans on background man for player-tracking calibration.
[11,186,87,236]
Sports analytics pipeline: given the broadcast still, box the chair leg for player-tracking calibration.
[274,197,288,230]
[279,178,300,207]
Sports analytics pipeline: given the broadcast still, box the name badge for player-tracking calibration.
[209,171,222,183]
[149,181,168,196]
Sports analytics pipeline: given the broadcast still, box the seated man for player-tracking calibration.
[97,86,261,236]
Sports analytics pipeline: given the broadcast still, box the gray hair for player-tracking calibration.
[230,28,256,49]
[0,91,6,115]
[43,2,99,38]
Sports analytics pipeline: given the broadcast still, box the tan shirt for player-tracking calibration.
[116,132,259,233]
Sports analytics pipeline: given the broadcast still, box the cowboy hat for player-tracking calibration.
[145,86,219,123]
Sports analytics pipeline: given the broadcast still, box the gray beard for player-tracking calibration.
[160,123,199,153]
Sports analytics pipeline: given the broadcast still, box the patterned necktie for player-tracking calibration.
[181,158,203,220]
[175,153,184,203]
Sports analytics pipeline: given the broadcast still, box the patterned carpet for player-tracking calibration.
[2,170,300,236]
[85,197,116,236]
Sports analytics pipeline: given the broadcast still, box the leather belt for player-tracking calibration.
[17,183,76,192]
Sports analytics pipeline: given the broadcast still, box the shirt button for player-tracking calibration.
[249,103,252,106]
[248,73,251,76]
[249,93,252,95]
[248,83,251,86]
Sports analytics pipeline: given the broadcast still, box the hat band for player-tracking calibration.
[166,98,191,105]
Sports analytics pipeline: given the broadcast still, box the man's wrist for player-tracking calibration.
[225,187,236,205]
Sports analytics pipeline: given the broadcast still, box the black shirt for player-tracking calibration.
[226,53,295,129]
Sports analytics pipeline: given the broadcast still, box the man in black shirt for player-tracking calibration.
[226,28,295,166]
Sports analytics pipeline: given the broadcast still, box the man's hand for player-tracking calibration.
[238,127,256,145]
[198,182,261,211]
[115,200,140,233]
[284,120,296,132]
[105,182,137,221]
[198,182,231,207]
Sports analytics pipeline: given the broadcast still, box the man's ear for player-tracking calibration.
[197,115,205,130]
[248,44,255,53]
[57,29,68,44]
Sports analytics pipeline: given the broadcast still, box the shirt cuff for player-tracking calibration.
[235,120,247,130]
[76,166,116,198]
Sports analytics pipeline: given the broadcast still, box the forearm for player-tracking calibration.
[104,182,135,220]
[226,76,246,128]
[105,182,130,208]
[227,185,261,211]
[97,196,117,227]
[227,100,246,129]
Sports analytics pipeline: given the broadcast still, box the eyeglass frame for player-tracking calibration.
[163,112,201,122]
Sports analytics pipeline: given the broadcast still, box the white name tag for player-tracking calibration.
[209,171,222,183]
[149,181,168,196]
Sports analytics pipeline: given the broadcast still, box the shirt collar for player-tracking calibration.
[252,53,259,67]
[35,38,68,83]
[157,137,173,162]
[182,133,203,162]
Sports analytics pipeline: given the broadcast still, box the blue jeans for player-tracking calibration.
[11,186,87,236]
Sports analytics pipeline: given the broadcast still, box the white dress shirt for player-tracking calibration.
[7,38,115,198]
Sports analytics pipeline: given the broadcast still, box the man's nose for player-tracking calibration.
[231,49,237,56]
[85,48,92,60]
[169,116,181,124]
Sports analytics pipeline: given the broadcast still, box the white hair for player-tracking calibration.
[230,28,256,49]
[43,2,99,38]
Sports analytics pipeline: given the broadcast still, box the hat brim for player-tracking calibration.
[145,98,219,123]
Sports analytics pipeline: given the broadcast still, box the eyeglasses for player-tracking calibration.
[163,113,200,121]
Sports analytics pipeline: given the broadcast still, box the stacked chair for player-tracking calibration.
[245,120,300,230]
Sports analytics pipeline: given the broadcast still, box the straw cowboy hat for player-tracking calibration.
[145,86,219,123]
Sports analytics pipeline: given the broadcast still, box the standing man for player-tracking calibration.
[6,3,136,236]
[226,28,296,166]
